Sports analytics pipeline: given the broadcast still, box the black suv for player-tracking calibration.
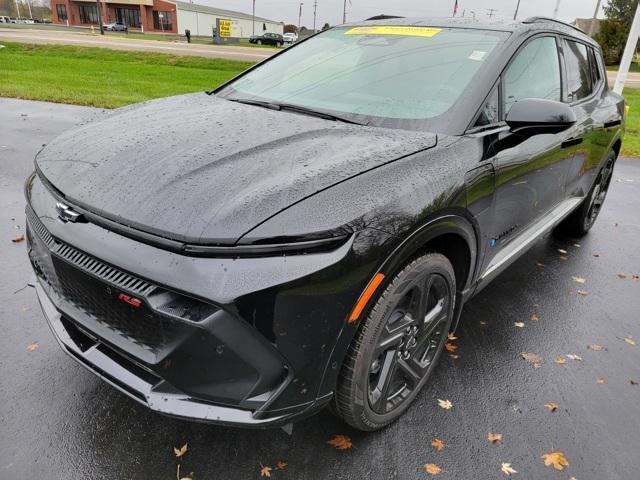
[26,17,625,431]
[249,32,284,46]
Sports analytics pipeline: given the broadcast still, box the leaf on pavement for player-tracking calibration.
[520,352,541,363]
[260,465,272,477]
[501,463,517,475]
[576,290,589,296]
[566,354,583,361]
[616,272,627,279]
[624,337,636,346]
[572,276,586,284]
[630,379,638,385]
[536,261,545,267]
[276,460,287,470]
[554,356,567,365]
[423,463,443,475]
[542,451,569,471]
[544,402,558,412]
[558,248,567,254]
[487,432,503,444]
[447,333,458,341]
[592,252,600,257]
[596,377,606,384]
[173,443,188,458]
[437,399,453,410]
[327,434,352,450]
[514,322,525,328]
[445,342,457,352]
[431,438,445,451]
[12,234,25,243]
[530,314,540,322]
[588,344,605,351]
[26,342,39,352]
[559,255,568,261]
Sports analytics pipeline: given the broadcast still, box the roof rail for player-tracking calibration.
[522,16,586,35]
[366,15,404,20]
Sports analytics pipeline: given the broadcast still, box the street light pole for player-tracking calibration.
[588,0,602,37]
[312,0,317,32]
[553,0,561,19]
[342,0,346,24]
[614,2,640,94]
[513,0,521,20]
[298,2,303,32]
[252,0,255,37]
[96,0,104,34]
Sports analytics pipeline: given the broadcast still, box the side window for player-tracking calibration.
[473,85,499,127]
[588,47,602,89]
[563,40,593,102]
[503,37,561,114]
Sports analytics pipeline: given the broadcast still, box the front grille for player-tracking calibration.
[26,207,218,362]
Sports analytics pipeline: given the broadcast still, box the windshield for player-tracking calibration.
[217,26,508,129]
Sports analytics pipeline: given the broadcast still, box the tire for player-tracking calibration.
[333,253,456,431]
[557,149,616,237]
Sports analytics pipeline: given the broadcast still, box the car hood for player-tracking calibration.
[36,93,437,244]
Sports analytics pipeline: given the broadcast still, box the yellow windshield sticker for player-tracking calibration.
[345,26,442,37]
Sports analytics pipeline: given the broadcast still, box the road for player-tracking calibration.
[1,97,639,479]
[0,27,277,62]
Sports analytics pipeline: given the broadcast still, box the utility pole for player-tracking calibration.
[614,2,640,94]
[513,0,521,20]
[487,8,497,19]
[96,0,104,34]
[298,2,303,32]
[13,0,21,19]
[312,0,317,32]
[553,0,561,19]
[25,0,33,19]
[342,0,346,24]
[588,0,602,37]
[252,0,255,37]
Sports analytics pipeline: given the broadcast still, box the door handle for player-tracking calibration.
[561,137,583,149]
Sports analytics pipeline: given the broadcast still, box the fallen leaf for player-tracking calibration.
[573,243,581,248]
[445,342,457,352]
[554,356,567,365]
[437,399,453,410]
[26,342,39,352]
[533,303,540,308]
[479,320,488,326]
[449,354,460,359]
[530,314,540,322]
[624,337,636,346]
[431,438,445,451]
[487,432,503,444]
[275,460,287,470]
[630,379,638,385]
[520,352,541,363]
[542,451,569,471]
[533,362,542,369]
[176,464,192,480]
[423,463,443,475]
[544,402,558,412]
[559,255,568,261]
[588,344,605,351]
[173,443,188,458]
[576,290,589,296]
[447,333,458,341]
[617,272,627,279]
[536,261,545,267]
[596,377,606,384]
[632,274,639,280]
[558,248,567,254]
[566,354,583,361]
[592,252,600,257]
[260,465,272,477]
[572,276,586,284]
[327,434,352,450]
[12,234,25,243]
[514,322,525,328]
[501,462,517,475]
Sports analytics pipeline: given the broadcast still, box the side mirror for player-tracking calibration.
[506,98,576,136]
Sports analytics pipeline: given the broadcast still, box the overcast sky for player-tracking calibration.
[198,0,605,28]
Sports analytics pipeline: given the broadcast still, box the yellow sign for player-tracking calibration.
[219,19,232,38]
[345,26,442,37]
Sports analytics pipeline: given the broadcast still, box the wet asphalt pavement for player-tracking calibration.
[1,97,639,479]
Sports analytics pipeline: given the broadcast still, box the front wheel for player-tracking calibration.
[557,149,616,237]
[333,253,456,431]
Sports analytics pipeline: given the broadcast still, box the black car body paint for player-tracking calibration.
[25,17,625,427]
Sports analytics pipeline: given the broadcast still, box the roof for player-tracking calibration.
[171,0,282,25]
[346,16,598,45]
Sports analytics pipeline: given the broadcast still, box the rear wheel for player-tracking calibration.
[333,253,456,431]
[557,149,616,237]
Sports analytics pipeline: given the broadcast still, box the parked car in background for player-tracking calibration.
[104,22,127,31]
[249,32,284,46]
[0,16,11,23]
[26,17,624,432]
[283,32,298,43]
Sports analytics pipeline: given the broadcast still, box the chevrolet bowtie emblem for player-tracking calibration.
[55,202,82,223]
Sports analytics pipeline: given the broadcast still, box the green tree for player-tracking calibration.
[283,24,298,34]
[594,0,639,65]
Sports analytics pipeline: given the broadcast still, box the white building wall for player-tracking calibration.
[176,8,283,38]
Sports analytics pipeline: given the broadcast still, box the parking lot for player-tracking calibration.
[1,97,639,479]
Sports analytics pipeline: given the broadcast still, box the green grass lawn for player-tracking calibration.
[622,87,640,157]
[0,42,254,108]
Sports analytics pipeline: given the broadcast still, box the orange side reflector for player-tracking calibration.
[348,273,385,323]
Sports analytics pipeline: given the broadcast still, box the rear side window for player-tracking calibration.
[563,40,592,102]
[503,37,561,114]
[588,47,602,88]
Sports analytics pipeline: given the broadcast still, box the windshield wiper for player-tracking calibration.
[225,97,367,126]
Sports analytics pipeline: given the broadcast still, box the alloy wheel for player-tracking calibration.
[585,157,615,229]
